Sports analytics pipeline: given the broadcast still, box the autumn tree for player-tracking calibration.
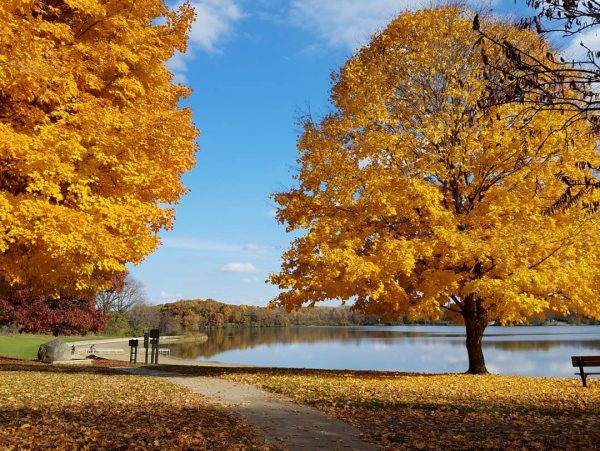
[474,1,600,211]
[0,1,198,306]
[0,288,109,335]
[270,7,600,374]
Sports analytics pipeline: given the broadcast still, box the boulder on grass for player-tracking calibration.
[37,339,71,363]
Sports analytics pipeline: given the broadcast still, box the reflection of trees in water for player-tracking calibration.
[483,340,600,351]
[168,327,600,359]
[171,327,363,359]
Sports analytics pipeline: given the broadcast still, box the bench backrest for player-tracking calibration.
[572,356,600,367]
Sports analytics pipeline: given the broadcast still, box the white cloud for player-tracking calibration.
[187,0,243,52]
[160,291,183,299]
[266,209,278,217]
[162,237,271,254]
[168,0,243,80]
[563,29,600,61]
[242,276,260,284]
[162,237,239,252]
[289,0,498,50]
[289,0,421,49]
[220,262,258,273]
[244,243,271,253]
[166,51,189,84]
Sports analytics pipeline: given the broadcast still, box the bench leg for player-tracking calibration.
[581,374,587,388]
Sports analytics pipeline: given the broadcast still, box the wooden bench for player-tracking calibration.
[571,356,600,387]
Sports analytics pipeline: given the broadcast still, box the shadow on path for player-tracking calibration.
[122,367,376,451]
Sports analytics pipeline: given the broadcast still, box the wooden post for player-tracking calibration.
[144,332,149,364]
[149,329,160,365]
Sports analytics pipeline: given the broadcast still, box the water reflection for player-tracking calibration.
[168,325,600,377]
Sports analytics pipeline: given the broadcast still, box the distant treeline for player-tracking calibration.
[107,298,598,337]
[120,299,451,336]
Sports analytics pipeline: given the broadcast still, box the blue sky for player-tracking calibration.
[129,0,590,306]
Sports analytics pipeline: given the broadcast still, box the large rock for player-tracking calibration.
[37,339,72,362]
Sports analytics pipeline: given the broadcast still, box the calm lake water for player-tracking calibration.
[167,325,600,377]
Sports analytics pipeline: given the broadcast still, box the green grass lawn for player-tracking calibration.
[0,334,115,359]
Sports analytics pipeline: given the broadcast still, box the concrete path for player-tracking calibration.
[65,336,183,347]
[67,336,238,367]
[122,368,376,451]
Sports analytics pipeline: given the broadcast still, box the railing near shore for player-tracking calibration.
[75,348,171,356]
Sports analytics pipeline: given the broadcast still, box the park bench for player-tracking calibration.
[571,356,600,387]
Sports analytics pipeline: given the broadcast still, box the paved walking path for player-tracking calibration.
[121,367,376,451]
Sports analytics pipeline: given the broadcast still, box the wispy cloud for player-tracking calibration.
[166,51,189,84]
[220,262,258,273]
[160,291,183,300]
[242,276,261,284]
[167,0,243,81]
[563,28,600,61]
[244,244,269,253]
[162,237,239,252]
[266,209,278,217]
[289,0,419,49]
[187,0,243,52]
[162,237,271,254]
[289,0,497,50]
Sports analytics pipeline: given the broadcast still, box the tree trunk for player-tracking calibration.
[463,296,488,374]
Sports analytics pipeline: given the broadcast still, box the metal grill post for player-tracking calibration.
[128,339,139,364]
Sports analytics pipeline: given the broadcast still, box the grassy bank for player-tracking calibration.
[0,334,117,359]
[158,365,600,450]
[0,359,267,450]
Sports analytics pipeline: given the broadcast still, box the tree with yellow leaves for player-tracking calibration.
[0,1,198,302]
[270,7,600,374]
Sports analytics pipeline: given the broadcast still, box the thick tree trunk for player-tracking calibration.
[463,296,488,374]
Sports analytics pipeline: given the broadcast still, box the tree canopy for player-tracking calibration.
[0,0,198,299]
[474,1,600,212]
[270,6,600,373]
[0,288,108,335]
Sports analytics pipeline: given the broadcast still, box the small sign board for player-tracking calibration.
[129,339,139,347]
[149,329,160,339]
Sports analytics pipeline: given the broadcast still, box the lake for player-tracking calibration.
[167,325,600,377]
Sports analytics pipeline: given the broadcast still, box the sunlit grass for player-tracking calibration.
[0,334,117,359]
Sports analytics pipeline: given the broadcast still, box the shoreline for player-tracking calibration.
[68,335,245,367]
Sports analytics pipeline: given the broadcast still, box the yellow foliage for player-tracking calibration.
[225,369,600,450]
[270,7,600,325]
[0,360,267,449]
[0,1,198,296]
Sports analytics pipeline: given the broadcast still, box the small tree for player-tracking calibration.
[125,303,160,335]
[96,274,146,313]
[270,6,600,373]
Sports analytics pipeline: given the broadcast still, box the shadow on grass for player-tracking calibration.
[143,363,434,379]
[0,402,265,450]
[0,358,439,378]
[339,404,600,450]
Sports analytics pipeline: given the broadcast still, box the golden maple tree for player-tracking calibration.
[0,1,198,298]
[270,7,600,373]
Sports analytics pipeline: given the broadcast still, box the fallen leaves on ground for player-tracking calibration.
[0,360,269,450]
[217,369,600,450]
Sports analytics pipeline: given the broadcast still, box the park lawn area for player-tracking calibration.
[157,366,600,450]
[0,359,269,450]
[0,334,117,359]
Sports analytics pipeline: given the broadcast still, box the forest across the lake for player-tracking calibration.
[99,298,600,337]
